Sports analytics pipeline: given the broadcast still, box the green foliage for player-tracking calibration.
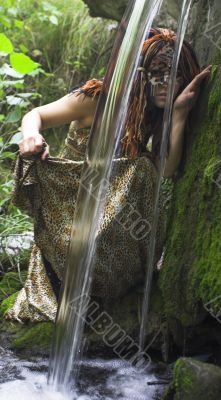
[0,271,27,302]
[0,178,33,235]
[0,291,19,316]
[0,0,115,240]
[10,53,39,74]
[0,33,14,53]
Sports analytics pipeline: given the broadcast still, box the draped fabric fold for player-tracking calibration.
[6,124,167,322]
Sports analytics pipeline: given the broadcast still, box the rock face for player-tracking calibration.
[0,274,165,357]
[159,62,221,322]
[159,0,221,336]
[187,0,221,65]
[83,0,181,26]
[0,232,33,273]
[83,0,129,21]
[84,0,221,357]
[163,358,221,400]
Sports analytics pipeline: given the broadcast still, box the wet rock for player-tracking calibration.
[0,232,33,273]
[159,47,221,339]
[83,0,128,21]
[163,357,221,400]
[0,278,166,358]
[82,0,181,23]
[0,270,53,357]
[0,319,53,357]
[0,232,33,256]
[187,0,221,65]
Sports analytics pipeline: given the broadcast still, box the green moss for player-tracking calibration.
[12,322,53,350]
[174,359,195,393]
[0,271,27,302]
[159,60,221,325]
[0,292,19,316]
[162,358,198,399]
[203,157,221,182]
[169,358,221,400]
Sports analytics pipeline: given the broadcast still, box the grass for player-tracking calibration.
[0,0,116,239]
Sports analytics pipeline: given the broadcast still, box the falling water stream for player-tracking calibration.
[48,0,196,396]
[48,0,163,394]
[139,0,194,350]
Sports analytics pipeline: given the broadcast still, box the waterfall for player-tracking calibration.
[48,0,164,394]
[139,0,194,350]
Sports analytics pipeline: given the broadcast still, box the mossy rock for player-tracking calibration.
[12,322,53,352]
[0,272,54,356]
[163,357,221,400]
[159,63,221,327]
[0,318,53,356]
[0,281,166,358]
[0,271,27,303]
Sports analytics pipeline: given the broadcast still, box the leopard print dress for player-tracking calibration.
[5,122,168,322]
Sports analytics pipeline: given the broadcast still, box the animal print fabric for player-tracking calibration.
[5,123,167,322]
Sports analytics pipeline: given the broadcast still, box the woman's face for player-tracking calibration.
[147,45,183,108]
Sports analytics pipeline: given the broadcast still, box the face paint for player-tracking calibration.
[147,70,171,96]
[147,44,174,97]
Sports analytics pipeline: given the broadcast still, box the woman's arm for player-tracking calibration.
[19,92,97,160]
[163,65,212,177]
[163,108,187,177]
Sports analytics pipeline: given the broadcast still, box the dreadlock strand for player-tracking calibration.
[76,78,103,98]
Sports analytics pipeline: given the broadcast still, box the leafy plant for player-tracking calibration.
[0,0,115,242]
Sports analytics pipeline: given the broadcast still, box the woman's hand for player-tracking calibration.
[17,91,97,161]
[173,65,212,115]
[19,133,49,160]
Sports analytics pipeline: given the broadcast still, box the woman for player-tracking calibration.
[6,28,211,322]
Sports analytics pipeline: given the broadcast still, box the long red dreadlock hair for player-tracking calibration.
[76,28,200,160]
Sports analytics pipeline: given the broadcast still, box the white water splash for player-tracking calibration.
[0,352,162,400]
[0,381,71,400]
[0,353,71,400]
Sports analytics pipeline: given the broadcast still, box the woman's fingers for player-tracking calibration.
[187,65,212,92]
[19,137,34,155]
[19,133,48,159]
[35,135,45,152]
[40,144,49,160]
[174,65,212,112]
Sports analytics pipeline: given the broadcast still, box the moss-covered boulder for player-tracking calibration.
[0,279,166,357]
[12,322,53,352]
[159,62,221,333]
[0,271,53,356]
[163,358,221,400]
[85,278,166,357]
[0,319,53,356]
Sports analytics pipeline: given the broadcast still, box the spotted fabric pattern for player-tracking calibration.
[5,122,167,322]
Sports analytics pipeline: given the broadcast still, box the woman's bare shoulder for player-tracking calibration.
[36,91,98,130]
